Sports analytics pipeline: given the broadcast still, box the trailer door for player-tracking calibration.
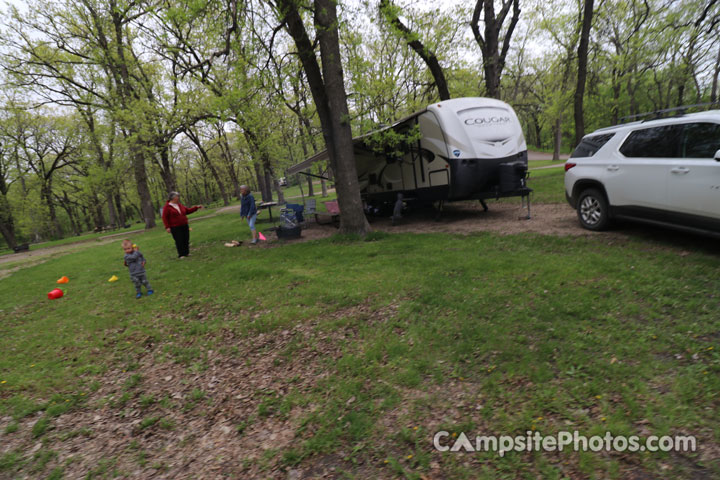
[418,112,450,188]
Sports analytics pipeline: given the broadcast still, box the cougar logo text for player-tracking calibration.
[464,116,511,126]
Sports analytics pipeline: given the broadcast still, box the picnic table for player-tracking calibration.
[258,201,278,222]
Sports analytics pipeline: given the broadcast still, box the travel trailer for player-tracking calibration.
[287,97,531,215]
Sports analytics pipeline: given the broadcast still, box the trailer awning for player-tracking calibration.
[285,109,427,176]
[286,150,330,175]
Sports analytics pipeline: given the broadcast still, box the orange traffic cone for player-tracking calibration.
[57,276,69,284]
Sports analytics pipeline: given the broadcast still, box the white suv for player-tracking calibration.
[565,111,720,236]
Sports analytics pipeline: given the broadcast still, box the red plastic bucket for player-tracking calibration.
[48,288,64,300]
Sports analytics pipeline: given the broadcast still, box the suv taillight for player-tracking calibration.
[565,162,577,172]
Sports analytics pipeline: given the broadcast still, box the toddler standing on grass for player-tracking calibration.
[122,239,154,299]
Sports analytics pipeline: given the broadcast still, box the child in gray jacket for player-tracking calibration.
[122,239,154,298]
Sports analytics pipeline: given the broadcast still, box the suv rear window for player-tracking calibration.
[571,133,615,158]
[681,122,720,158]
[619,125,683,158]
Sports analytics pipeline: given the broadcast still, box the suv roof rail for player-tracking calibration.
[619,102,720,123]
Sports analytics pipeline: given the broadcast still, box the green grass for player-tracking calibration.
[530,145,575,155]
[0,187,330,257]
[0,206,226,256]
[280,180,331,200]
[494,166,565,204]
[527,168,566,203]
[253,190,339,228]
[0,211,718,478]
[0,230,128,256]
[528,159,565,168]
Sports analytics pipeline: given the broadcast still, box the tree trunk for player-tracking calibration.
[158,146,177,193]
[532,113,542,149]
[712,45,720,103]
[189,172,203,204]
[228,165,241,200]
[677,83,685,107]
[274,178,285,204]
[105,6,156,229]
[471,0,521,99]
[253,163,268,200]
[297,123,315,197]
[0,219,17,249]
[574,0,594,146]
[320,165,328,197]
[278,0,369,235]
[70,207,82,235]
[611,68,621,125]
[380,0,450,100]
[81,206,93,231]
[0,195,17,249]
[114,193,126,226]
[315,0,370,234]
[242,128,273,202]
[107,196,118,227]
[131,149,157,229]
[41,181,63,238]
[186,130,230,206]
[201,164,212,205]
[219,133,242,199]
[59,192,82,235]
[262,164,274,202]
[92,193,106,229]
[553,117,562,161]
[242,166,256,191]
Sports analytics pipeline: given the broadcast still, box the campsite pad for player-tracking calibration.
[255,200,719,251]
[267,202,600,244]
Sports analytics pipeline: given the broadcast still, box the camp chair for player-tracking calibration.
[314,200,340,227]
[304,198,317,216]
[283,203,305,223]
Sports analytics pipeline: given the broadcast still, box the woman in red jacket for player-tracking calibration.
[162,192,203,258]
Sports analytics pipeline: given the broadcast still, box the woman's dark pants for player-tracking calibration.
[170,224,190,257]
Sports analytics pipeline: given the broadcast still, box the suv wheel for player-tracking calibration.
[577,188,610,231]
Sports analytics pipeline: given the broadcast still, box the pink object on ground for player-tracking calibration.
[324,201,340,215]
[258,232,267,241]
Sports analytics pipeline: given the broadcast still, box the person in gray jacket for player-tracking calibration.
[122,239,154,298]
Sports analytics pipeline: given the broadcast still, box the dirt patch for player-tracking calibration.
[261,202,606,246]
[375,202,587,237]
[262,201,720,257]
